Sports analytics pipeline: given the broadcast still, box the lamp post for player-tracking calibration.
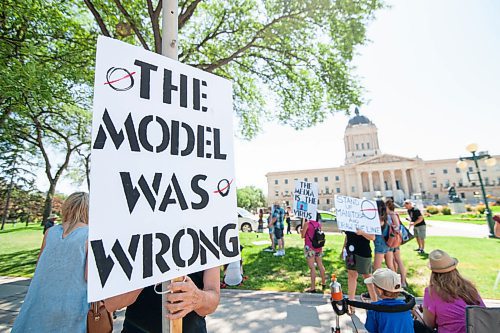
[457,143,497,237]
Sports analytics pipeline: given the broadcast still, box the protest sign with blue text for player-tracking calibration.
[334,195,381,235]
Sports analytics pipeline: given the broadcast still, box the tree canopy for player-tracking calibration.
[237,186,266,211]
[82,0,384,137]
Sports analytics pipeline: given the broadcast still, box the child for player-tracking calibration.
[364,268,414,333]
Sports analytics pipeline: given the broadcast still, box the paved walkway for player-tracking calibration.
[0,276,366,333]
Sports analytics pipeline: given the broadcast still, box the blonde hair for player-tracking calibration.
[430,269,482,305]
[61,192,89,233]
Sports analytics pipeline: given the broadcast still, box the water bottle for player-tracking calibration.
[330,274,343,301]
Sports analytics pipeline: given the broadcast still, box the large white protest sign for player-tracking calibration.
[293,181,318,220]
[88,36,238,301]
[334,195,381,235]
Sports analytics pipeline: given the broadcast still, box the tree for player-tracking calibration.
[1,0,95,222]
[237,186,266,211]
[82,0,384,138]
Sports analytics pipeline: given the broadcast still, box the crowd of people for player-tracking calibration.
[10,194,494,333]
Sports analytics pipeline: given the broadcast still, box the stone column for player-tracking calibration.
[401,168,409,197]
[357,172,363,197]
[368,172,374,192]
[411,169,421,193]
[390,169,397,192]
[379,171,385,191]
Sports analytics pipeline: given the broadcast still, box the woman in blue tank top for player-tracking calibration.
[12,192,90,333]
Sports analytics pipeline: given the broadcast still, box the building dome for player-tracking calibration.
[347,107,372,126]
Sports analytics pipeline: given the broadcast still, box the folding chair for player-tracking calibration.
[466,306,500,332]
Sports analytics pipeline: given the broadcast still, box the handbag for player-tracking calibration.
[400,223,415,245]
[385,213,403,248]
[87,301,113,333]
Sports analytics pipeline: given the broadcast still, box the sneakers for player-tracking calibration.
[418,249,426,255]
[273,249,285,256]
[263,246,275,252]
[414,248,421,251]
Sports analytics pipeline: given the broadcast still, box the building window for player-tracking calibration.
[429,169,435,175]
[285,190,289,195]
[336,187,341,193]
[460,193,465,199]
[335,175,340,181]
[434,194,439,200]
[468,167,473,172]
[286,201,289,206]
[325,186,329,194]
[455,168,460,173]
[443,169,448,174]
[304,177,308,182]
[362,143,365,149]
[471,182,476,186]
[294,178,298,181]
[432,180,437,188]
[324,176,329,181]
[485,177,489,185]
[326,199,330,205]
[274,179,278,185]
[275,191,279,197]
[444,180,450,188]
[367,142,370,149]
[284,179,288,184]
[314,177,318,182]
[458,180,463,187]
[356,143,359,150]
[352,186,355,192]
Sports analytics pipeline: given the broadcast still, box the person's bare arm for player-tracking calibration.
[37,230,49,263]
[414,215,424,225]
[423,307,436,329]
[166,267,220,319]
[356,229,375,241]
[104,289,143,312]
[301,221,309,238]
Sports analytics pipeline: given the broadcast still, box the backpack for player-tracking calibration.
[309,221,326,249]
[385,213,402,248]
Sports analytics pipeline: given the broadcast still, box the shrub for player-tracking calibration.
[441,206,452,215]
[426,206,439,215]
[476,205,486,214]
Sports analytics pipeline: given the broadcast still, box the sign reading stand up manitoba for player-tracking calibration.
[88,36,238,302]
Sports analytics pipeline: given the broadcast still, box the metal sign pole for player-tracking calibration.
[161,1,180,332]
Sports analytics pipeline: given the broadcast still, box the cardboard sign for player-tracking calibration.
[334,195,381,235]
[88,36,239,301]
[293,181,318,220]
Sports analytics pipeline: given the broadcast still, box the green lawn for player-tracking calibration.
[1,224,499,299]
[236,232,500,299]
[0,223,44,277]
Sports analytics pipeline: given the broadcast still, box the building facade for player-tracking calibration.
[266,109,500,209]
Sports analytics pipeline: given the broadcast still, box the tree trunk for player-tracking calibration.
[41,182,56,225]
[0,174,14,230]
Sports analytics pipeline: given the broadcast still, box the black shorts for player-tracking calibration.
[274,227,284,240]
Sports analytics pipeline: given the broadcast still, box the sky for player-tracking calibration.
[233,0,500,194]
[51,0,500,195]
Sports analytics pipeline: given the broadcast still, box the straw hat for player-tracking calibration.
[428,249,458,273]
[364,268,403,292]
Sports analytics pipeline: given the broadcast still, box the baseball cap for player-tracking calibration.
[364,268,403,292]
[403,199,412,205]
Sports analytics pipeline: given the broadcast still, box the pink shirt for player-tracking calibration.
[304,220,322,252]
[423,287,485,333]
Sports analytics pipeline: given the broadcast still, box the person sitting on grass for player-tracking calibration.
[364,268,414,333]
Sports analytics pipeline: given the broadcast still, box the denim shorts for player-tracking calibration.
[374,234,390,254]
